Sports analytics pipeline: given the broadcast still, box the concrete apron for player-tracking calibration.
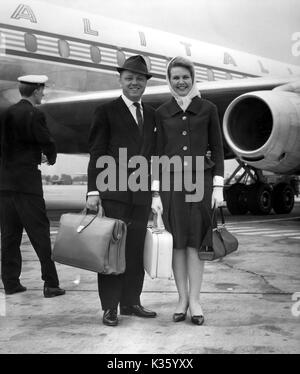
[0,231,300,354]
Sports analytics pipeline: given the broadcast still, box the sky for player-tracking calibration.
[38,0,300,65]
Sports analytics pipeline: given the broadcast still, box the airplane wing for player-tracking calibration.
[41,76,300,172]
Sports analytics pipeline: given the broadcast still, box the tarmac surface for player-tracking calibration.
[0,186,299,354]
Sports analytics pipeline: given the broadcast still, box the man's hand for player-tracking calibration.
[211,187,224,209]
[206,150,211,159]
[41,154,47,163]
[41,154,55,166]
[86,195,100,211]
[41,154,51,165]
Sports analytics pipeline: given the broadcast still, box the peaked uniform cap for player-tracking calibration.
[17,75,48,85]
[116,55,152,79]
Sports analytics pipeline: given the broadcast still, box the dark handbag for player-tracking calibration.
[52,207,127,274]
[198,206,238,261]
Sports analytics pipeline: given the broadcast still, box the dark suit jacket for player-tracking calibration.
[156,96,224,177]
[0,99,57,196]
[87,96,156,205]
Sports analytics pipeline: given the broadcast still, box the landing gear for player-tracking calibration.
[224,160,296,215]
[247,182,272,215]
[272,183,294,214]
[225,183,248,215]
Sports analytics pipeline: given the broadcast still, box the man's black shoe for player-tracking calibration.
[103,309,118,326]
[120,305,157,318]
[43,286,66,298]
[5,284,27,295]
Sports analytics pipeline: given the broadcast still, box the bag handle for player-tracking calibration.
[77,205,105,233]
[211,204,225,227]
[153,209,165,231]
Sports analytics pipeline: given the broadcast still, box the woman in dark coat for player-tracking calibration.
[152,56,224,325]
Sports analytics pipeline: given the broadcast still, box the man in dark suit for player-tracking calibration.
[86,55,157,326]
[0,75,65,298]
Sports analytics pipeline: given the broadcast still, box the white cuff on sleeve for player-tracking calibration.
[151,180,160,192]
[87,191,100,196]
[213,176,224,187]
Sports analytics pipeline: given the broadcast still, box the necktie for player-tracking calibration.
[133,102,143,135]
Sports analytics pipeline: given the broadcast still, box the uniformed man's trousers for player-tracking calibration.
[0,191,59,291]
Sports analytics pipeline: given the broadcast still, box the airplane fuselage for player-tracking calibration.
[1,0,300,108]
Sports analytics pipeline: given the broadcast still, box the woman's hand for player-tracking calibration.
[211,187,224,208]
[151,194,163,214]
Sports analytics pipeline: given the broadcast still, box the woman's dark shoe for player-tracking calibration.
[191,315,204,325]
[172,312,187,322]
[173,303,188,322]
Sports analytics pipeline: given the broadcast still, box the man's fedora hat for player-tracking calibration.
[117,55,152,79]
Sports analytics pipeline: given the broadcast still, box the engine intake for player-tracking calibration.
[223,90,300,174]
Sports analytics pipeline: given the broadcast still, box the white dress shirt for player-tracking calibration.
[121,94,143,124]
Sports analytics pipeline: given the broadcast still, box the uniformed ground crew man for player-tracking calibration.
[0,75,65,297]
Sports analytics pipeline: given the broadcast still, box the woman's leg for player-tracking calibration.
[172,249,189,313]
[187,247,205,316]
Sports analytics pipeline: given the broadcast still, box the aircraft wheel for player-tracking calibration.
[272,183,294,214]
[247,182,272,215]
[225,183,248,215]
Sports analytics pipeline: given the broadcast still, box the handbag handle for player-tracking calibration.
[211,204,225,227]
[153,209,165,231]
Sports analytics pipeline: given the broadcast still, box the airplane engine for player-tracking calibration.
[223,90,300,175]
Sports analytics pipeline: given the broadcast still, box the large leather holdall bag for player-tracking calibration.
[52,208,127,274]
[143,211,173,279]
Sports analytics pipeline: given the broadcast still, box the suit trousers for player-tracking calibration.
[97,199,150,310]
[0,191,59,290]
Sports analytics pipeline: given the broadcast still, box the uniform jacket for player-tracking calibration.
[0,99,56,196]
[87,96,156,205]
[156,96,224,177]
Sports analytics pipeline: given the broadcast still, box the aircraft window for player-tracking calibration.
[90,45,101,64]
[58,39,70,58]
[116,50,126,66]
[143,55,152,71]
[24,33,37,53]
[195,66,209,81]
[207,68,215,81]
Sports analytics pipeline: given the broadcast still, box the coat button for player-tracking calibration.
[182,116,187,120]
[182,131,187,136]
[183,146,188,151]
